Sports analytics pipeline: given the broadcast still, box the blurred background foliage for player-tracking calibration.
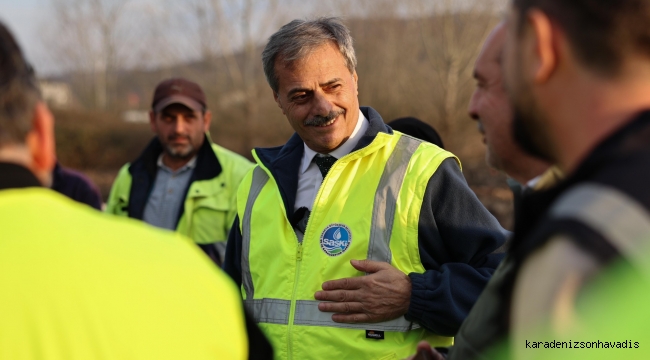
[40,0,514,228]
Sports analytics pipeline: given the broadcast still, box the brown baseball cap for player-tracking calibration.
[151,78,207,113]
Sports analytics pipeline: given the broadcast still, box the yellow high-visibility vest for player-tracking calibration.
[238,131,458,360]
[106,140,253,245]
[0,188,247,359]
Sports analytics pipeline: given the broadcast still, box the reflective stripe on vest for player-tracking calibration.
[242,166,270,300]
[368,135,421,264]
[550,183,650,277]
[243,299,419,331]
[242,135,420,329]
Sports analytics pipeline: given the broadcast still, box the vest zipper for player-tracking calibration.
[287,241,302,360]
[287,157,346,359]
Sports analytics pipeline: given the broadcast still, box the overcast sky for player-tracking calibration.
[0,0,55,74]
[0,0,312,77]
[0,0,505,78]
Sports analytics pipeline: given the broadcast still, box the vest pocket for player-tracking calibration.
[188,206,228,244]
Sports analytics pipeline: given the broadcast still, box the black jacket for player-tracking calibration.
[125,135,222,225]
[449,110,650,359]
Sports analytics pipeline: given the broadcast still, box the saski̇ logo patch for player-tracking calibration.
[320,224,352,256]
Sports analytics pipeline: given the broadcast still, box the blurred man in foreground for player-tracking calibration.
[409,22,555,360]
[468,24,550,189]
[504,0,650,358]
[224,17,507,360]
[106,78,252,264]
[0,22,256,359]
[416,0,650,354]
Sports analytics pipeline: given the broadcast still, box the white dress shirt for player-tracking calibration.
[294,109,369,211]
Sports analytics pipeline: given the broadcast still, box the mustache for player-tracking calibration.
[168,134,191,141]
[304,109,345,126]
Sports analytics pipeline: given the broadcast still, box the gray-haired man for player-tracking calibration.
[223,17,507,359]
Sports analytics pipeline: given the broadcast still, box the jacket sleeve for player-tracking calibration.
[223,215,243,287]
[104,164,131,215]
[405,158,508,336]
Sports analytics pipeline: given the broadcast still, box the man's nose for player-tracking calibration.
[312,91,334,117]
[468,91,480,121]
[173,116,187,133]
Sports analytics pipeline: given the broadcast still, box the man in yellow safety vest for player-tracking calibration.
[223,17,508,360]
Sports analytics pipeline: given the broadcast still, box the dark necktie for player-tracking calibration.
[313,154,338,178]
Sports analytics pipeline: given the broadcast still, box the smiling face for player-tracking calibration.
[272,41,360,153]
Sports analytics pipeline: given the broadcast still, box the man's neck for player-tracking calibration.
[0,147,49,186]
[507,156,550,185]
[161,153,194,171]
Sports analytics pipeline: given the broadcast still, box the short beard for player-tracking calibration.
[510,60,554,163]
[164,135,196,160]
[165,144,195,159]
[304,109,345,126]
[512,108,552,162]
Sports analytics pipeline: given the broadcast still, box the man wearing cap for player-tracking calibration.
[106,78,253,264]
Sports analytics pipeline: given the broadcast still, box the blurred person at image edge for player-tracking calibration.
[0,21,274,360]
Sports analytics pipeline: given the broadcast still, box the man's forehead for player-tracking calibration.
[275,43,351,88]
[475,24,507,78]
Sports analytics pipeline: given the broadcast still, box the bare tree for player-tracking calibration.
[418,0,502,132]
[186,0,298,150]
[45,0,131,109]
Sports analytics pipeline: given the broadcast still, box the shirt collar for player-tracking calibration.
[525,175,542,189]
[157,154,198,174]
[0,162,42,190]
[300,109,368,175]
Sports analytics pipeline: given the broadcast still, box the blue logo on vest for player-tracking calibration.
[320,224,352,256]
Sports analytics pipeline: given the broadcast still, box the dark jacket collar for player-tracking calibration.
[510,110,650,261]
[127,134,222,223]
[0,162,41,190]
[253,106,392,219]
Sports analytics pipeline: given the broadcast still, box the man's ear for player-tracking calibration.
[149,110,157,133]
[353,71,359,95]
[527,9,558,84]
[273,90,286,115]
[26,102,56,176]
[203,110,212,132]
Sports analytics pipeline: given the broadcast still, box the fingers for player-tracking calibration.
[403,342,434,360]
[321,276,362,291]
[416,341,433,352]
[320,260,397,291]
[350,259,392,273]
[314,289,363,302]
[317,300,364,313]
[331,312,372,323]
